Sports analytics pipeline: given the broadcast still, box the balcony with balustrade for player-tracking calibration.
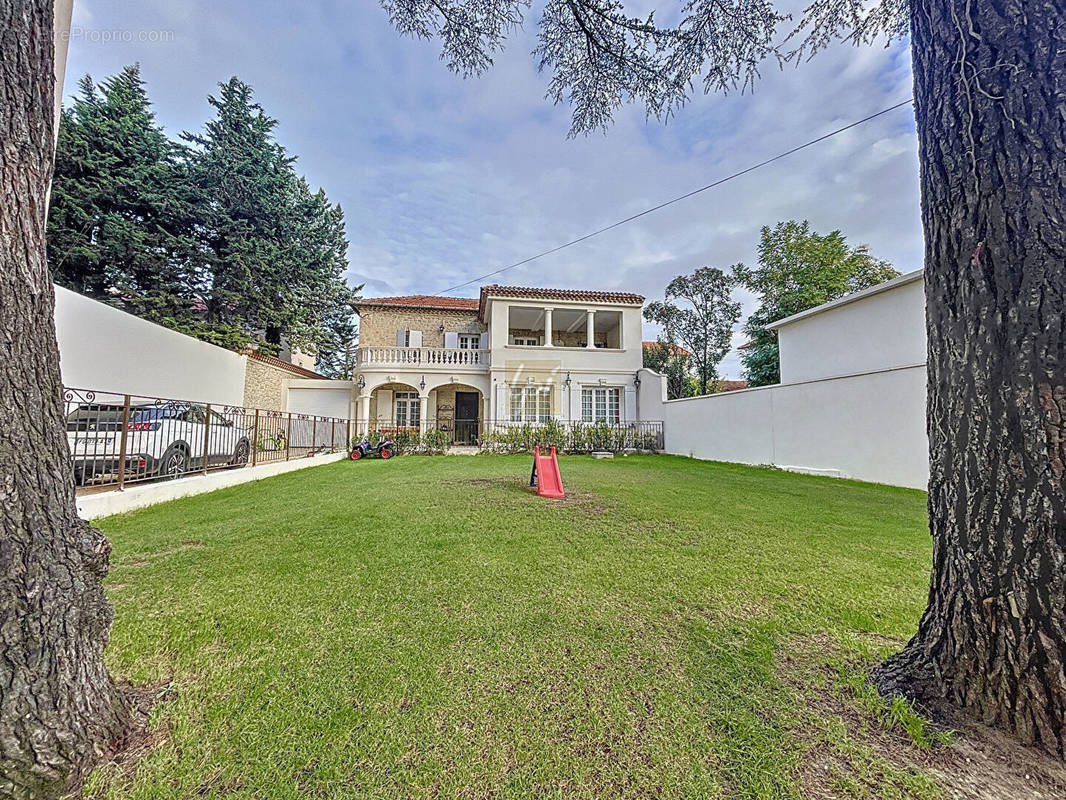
[355,346,490,371]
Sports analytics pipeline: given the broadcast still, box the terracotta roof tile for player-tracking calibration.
[353,295,480,312]
[480,284,644,305]
[717,380,748,392]
[245,350,330,380]
[478,284,644,320]
[642,340,692,357]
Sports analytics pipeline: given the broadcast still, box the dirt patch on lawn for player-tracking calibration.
[448,478,615,517]
[780,635,1066,799]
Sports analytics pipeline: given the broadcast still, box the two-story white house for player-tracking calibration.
[352,285,646,442]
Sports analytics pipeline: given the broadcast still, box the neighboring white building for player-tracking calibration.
[640,269,929,488]
[768,269,926,383]
[352,285,646,441]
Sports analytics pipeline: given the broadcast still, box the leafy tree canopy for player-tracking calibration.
[734,220,897,386]
[48,70,358,365]
[381,0,907,136]
[48,65,203,322]
[644,266,741,396]
[642,340,694,399]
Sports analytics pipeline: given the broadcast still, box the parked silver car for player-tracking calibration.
[66,401,250,485]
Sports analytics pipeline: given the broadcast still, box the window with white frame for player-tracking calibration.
[395,392,420,427]
[458,334,479,349]
[509,386,552,422]
[511,336,539,346]
[582,387,621,423]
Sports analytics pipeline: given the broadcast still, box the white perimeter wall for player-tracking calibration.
[641,365,928,489]
[637,273,930,489]
[54,285,247,405]
[288,380,355,419]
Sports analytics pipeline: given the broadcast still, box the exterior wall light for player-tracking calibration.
[357,375,365,390]
[419,375,426,391]
[634,372,641,388]
[564,372,572,389]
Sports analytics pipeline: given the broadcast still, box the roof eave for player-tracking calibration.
[764,269,923,331]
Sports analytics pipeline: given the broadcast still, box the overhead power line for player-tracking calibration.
[435,98,914,296]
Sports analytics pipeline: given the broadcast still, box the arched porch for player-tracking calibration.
[426,381,486,445]
[355,376,488,443]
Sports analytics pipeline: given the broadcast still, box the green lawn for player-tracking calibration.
[88,455,940,799]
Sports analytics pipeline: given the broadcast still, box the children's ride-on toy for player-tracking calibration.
[349,435,394,460]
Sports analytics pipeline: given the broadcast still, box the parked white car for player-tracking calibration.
[66,401,251,485]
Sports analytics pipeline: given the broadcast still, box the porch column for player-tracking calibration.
[419,393,429,436]
[543,307,553,347]
[357,394,371,435]
[585,309,596,348]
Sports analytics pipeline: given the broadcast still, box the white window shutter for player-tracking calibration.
[378,390,393,425]
[444,331,458,349]
[409,329,423,348]
[396,329,407,347]
[479,332,489,350]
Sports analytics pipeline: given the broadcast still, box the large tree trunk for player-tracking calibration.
[875,0,1066,756]
[0,1,131,797]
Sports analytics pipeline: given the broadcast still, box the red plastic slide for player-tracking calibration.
[530,446,566,499]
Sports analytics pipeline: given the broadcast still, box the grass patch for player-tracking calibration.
[86,455,939,799]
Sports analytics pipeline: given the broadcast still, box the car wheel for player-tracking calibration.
[232,439,250,466]
[160,444,188,479]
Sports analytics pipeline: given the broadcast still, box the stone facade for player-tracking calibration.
[358,307,484,348]
[243,356,293,411]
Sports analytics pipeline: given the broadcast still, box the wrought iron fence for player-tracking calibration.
[63,385,666,492]
[355,418,664,454]
[64,387,351,492]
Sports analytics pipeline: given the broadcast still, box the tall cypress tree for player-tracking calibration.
[183,77,295,352]
[185,78,357,358]
[47,65,203,322]
[284,178,358,375]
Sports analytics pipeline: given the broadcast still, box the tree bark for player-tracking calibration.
[875,0,1066,756]
[0,1,131,797]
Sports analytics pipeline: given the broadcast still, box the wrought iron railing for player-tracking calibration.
[64,387,351,492]
[354,346,490,368]
[356,417,664,454]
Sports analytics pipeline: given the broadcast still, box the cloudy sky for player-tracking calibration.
[62,1,921,378]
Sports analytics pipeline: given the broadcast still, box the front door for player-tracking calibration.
[454,392,480,445]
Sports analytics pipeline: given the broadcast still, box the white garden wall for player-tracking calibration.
[642,365,928,489]
[637,270,930,490]
[54,285,247,405]
[287,380,356,418]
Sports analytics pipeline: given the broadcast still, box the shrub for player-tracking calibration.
[422,429,450,455]
[537,418,568,451]
[391,429,420,455]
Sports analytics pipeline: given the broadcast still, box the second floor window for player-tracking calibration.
[582,387,621,424]
[512,336,539,346]
[458,334,478,350]
[509,387,551,423]
[396,329,423,348]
